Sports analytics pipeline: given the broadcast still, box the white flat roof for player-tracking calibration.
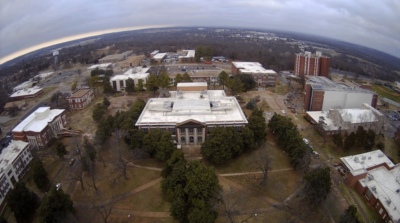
[35,71,54,78]
[151,50,159,54]
[0,141,29,174]
[359,166,400,222]
[177,82,207,87]
[87,63,112,70]
[10,86,42,98]
[136,90,248,126]
[339,109,377,124]
[110,67,150,81]
[13,107,64,132]
[306,111,338,131]
[153,53,167,59]
[340,150,395,173]
[232,62,277,74]
[179,50,195,58]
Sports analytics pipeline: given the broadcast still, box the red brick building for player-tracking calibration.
[231,62,277,87]
[12,107,67,149]
[294,51,330,77]
[341,150,400,223]
[67,88,94,110]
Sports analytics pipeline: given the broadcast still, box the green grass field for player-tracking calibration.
[371,85,400,103]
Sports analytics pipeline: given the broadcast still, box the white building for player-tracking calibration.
[306,103,384,135]
[178,50,195,63]
[341,150,400,223]
[10,86,43,101]
[231,62,277,87]
[152,53,168,63]
[0,141,32,210]
[136,83,248,145]
[110,66,150,91]
[305,76,377,111]
[87,63,113,70]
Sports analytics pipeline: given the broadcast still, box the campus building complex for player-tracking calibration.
[110,66,150,91]
[178,50,195,63]
[304,76,377,111]
[136,83,248,146]
[98,51,133,63]
[306,103,384,135]
[231,62,277,87]
[67,88,95,110]
[12,107,67,149]
[294,51,330,77]
[341,150,400,223]
[0,141,33,211]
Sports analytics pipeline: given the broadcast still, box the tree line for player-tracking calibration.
[332,126,376,150]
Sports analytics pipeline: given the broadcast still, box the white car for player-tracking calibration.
[303,138,309,144]
[56,183,61,191]
[313,151,320,158]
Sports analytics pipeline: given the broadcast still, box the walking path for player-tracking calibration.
[219,168,292,177]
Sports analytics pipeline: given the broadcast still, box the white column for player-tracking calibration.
[177,128,181,144]
[185,128,189,145]
[202,128,206,143]
[194,129,198,145]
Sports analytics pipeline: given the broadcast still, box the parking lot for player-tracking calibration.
[381,110,400,136]
[163,64,222,74]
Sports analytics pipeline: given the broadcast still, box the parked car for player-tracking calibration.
[313,151,319,158]
[303,138,309,144]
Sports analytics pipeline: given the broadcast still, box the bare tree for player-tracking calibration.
[86,160,100,193]
[215,186,259,223]
[251,145,272,186]
[112,146,147,181]
[92,190,118,223]
[68,160,85,190]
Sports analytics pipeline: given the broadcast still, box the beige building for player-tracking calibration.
[136,83,248,146]
[99,51,133,63]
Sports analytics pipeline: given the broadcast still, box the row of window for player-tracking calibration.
[181,136,202,143]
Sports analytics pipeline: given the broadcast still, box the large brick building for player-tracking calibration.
[231,62,277,87]
[304,76,377,111]
[294,51,330,77]
[0,141,33,212]
[9,86,43,101]
[12,107,67,149]
[341,150,400,223]
[67,88,94,110]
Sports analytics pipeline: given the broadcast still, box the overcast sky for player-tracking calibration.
[1,0,399,64]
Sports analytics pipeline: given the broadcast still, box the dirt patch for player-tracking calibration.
[376,86,400,96]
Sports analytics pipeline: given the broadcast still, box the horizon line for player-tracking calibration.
[0,24,174,66]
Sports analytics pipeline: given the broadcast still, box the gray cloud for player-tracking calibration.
[1,0,399,64]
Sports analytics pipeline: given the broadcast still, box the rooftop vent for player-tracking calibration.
[378,154,384,158]
[387,199,391,205]
[371,186,376,191]
[368,174,374,181]
[354,157,359,163]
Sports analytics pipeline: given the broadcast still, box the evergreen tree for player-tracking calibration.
[355,126,367,148]
[145,74,159,94]
[155,131,176,161]
[182,73,193,82]
[102,76,114,94]
[102,97,111,107]
[365,129,376,150]
[227,76,244,95]
[332,128,343,147]
[195,45,204,62]
[241,127,256,151]
[248,107,267,146]
[344,132,356,150]
[174,73,183,86]
[125,78,135,94]
[55,140,67,158]
[204,46,213,61]
[6,182,38,223]
[32,159,49,191]
[218,71,229,90]
[136,79,144,92]
[129,129,145,150]
[92,103,106,122]
[339,205,362,223]
[37,187,75,223]
[143,128,163,156]
[303,167,332,204]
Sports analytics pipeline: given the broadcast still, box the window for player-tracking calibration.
[379,208,383,214]
[208,126,213,133]
[142,128,148,134]
[365,189,372,200]
[168,128,175,133]
[198,136,202,142]
[189,136,194,143]
[197,128,202,133]
[181,137,186,142]
[236,126,242,132]
[180,128,186,132]
[160,128,166,132]
[189,128,194,133]
[7,170,12,176]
